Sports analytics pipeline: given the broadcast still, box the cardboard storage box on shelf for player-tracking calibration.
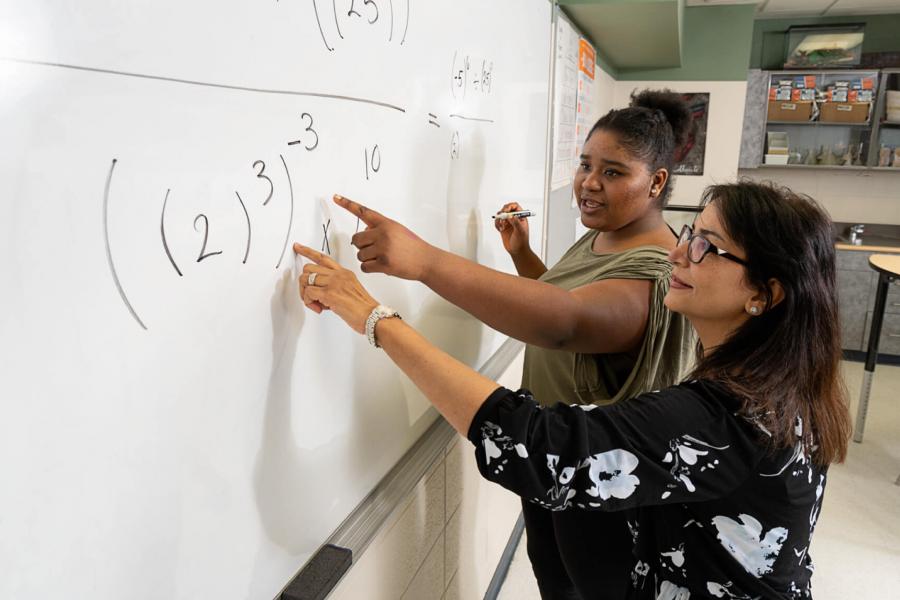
[819,102,870,123]
[767,100,813,121]
[765,131,789,165]
[887,90,900,123]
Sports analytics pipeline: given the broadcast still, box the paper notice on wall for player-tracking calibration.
[575,39,595,155]
[572,38,596,205]
[550,17,579,191]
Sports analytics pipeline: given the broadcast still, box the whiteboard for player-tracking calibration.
[0,1,551,598]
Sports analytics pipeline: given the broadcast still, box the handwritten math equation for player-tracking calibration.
[311,0,411,51]
[450,51,494,99]
[100,31,495,330]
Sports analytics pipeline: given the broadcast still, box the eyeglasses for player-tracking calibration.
[677,224,748,266]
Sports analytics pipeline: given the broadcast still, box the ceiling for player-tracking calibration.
[560,0,900,72]
[686,0,900,18]
[560,1,683,70]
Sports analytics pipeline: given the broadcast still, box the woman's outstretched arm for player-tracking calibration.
[334,196,651,354]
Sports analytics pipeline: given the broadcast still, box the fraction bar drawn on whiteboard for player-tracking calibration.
[103,159,149,330]
[1,57,407,113]
[449,113,495,123]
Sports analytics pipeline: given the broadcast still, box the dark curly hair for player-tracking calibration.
[586,89,693,207]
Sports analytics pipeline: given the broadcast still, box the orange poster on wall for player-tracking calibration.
[578,39,595,80]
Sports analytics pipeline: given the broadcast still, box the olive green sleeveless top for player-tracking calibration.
[522,230,695,407]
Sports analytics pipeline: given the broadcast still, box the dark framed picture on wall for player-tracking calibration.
[673,92,710,176]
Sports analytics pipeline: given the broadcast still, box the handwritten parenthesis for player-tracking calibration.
[235,191,251,264]
[276,154,294,269]
[311,0,334,51]
[103,158,148,330]
[450,50,457,99]
[401,0,408,45]
[161,188,183,276]
[388,0,393,41]
[332,0,344,39]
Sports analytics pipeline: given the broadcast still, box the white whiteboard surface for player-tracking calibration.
[0,2,551,598]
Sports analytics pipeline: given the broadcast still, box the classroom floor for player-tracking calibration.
[497,361,900,600]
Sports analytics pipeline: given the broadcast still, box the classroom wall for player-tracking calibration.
[740,14,900,226]
[588,60,617,126]
[750,13,900,71]
[327,353,524,600]
[612,80,748,206]
[617,5,756,82]
[579,5,754,207]
[737,167,900,226]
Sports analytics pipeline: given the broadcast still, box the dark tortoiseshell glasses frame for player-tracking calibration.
[677,224,748,267]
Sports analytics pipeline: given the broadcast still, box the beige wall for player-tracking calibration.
[613,80,748,207]
[587,65,617,128]
[328,353,524,600]
[738,168,900,225]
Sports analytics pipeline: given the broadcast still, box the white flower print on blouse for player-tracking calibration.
[706,580,760,599]
[759,417,814,483]
[712,513,788,577]
[543,453,584,509]
[658,579,691,600]
[630,560,650,590]
[661,542,687,579]
[660,434,730,499]
[791,473,825,581]
[585,449,640,502]
[479,422,528,475]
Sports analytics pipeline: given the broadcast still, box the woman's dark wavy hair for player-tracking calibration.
[586,89,693,207]
[690,181,851,465]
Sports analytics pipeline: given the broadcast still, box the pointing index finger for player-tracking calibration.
[334,194,383,227]
[293,243,339,269]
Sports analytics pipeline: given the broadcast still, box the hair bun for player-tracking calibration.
[629,89,692,149]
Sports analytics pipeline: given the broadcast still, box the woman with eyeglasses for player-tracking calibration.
[327,90,696,599]
[294,180,851,599]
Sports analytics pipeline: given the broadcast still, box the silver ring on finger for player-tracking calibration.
[307,272,318,286]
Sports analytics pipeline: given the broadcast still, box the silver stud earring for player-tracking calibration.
[749,306,759,315]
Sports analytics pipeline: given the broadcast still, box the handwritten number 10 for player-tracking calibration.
[365,144,381,180]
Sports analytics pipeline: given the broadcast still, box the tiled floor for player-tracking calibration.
[499,361,900,600]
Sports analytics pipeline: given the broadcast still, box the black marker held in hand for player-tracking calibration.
[492,209,535,220]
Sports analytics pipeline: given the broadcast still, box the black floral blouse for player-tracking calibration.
[466,380,827,599]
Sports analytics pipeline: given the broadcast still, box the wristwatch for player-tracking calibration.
[365,305,401,348]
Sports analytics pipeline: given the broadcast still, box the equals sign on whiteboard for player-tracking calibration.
[427,112,440,128]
